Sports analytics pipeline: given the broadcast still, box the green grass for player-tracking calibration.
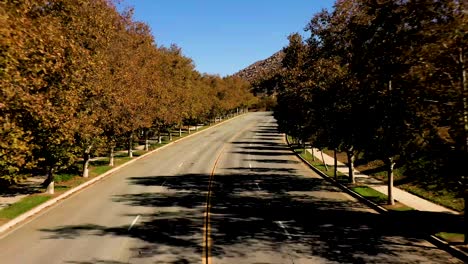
[0,120,230,223]
[349,186,414,211]
[288,139,414,212]
[55,173,76,183]
[293,146,346,179]
[350,186,389,204]
[399,184,464,212]
[90,164,112,177]
[132,150,146,157]
[436,232,465,243]
[386,204,415,211]
[0,195,51,219]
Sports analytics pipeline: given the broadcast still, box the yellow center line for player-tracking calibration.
[202,146,223,264]
[202,121,257,264]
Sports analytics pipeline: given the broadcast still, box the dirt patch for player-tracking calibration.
[323,149,347,164]
[0,218,8,226]
[382,202,412,211]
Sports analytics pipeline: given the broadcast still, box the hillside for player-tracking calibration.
[233,51,284,84]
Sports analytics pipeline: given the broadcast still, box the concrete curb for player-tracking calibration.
[0,113,247,235]
[285,135,468,263]
[285,137,388,214]
[427,234,468,262]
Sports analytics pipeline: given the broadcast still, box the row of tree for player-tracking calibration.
[1,0,255,193]
[263,0,466,216]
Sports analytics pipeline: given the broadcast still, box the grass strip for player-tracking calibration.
[0,195,51,219]
[435,232,465,244]
[0,119,233,223]
[292,146,345,179]
[350,186,388,204]
[287,138,414,212]
[398,184,463,212]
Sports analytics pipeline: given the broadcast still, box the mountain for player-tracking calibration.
[233,51,284,84]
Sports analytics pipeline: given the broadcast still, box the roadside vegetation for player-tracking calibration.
[289,140,413,212]
[0,120,234,223]
[264,0,466,243]
[0,196,51,221]
[0,0,256,195]
[322,149,464,212]
[290,140,467,248]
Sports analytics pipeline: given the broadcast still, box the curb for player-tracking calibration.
[427,235,468,262]
[0,113,247,235]
[285,137,388,214]
[285,135,468,262]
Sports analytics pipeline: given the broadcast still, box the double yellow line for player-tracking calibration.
[202,146,223,264]
[202,121,257,264]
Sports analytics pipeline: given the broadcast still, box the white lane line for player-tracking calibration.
[275,221,292,239]
[178,162,184,168]
[128,215,141,231]
[255,183,261,191]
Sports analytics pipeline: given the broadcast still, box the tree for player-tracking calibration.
[1,0,96,194]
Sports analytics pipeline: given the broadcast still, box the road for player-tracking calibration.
[0,112,462,263]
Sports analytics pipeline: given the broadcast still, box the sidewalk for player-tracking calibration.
[308,148,458,214]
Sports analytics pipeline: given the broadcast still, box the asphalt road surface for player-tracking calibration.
[0,112,462,263]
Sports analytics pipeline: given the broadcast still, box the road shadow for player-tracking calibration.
[39,170,463,263]
[39,120,464,263]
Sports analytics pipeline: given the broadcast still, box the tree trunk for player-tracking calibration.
[460,45,468,244]
[387,157,395,205]
[45,167,54,195]
[464,189,467,244]
[347,150,355,184]
[82,145,92,178]
[109,146,115,166]
[320,150,328,171]
[128,133,133,158]
[334,149,338,179]
[188,125,191,134]
[196,125,199,131]
[144,130,149,151]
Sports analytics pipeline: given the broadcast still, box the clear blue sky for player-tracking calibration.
[120,0,336,76]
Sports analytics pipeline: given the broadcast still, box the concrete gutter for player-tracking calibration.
[285,135,468,263]
[0,114,246,235]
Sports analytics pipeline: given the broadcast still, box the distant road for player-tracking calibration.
[0,112,462,263]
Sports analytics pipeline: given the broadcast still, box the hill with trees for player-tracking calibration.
[233,51,283,110]
[233,51,284,85]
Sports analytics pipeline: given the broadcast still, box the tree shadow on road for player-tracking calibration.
[39,169,463,263]
[39,122,464,264]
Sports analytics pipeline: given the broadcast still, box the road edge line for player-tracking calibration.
[0,113,248,235]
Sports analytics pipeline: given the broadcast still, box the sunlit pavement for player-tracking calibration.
[0,112,462,263]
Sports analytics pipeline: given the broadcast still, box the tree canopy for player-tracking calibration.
[271,0,466,212]
[0,0,255,192]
